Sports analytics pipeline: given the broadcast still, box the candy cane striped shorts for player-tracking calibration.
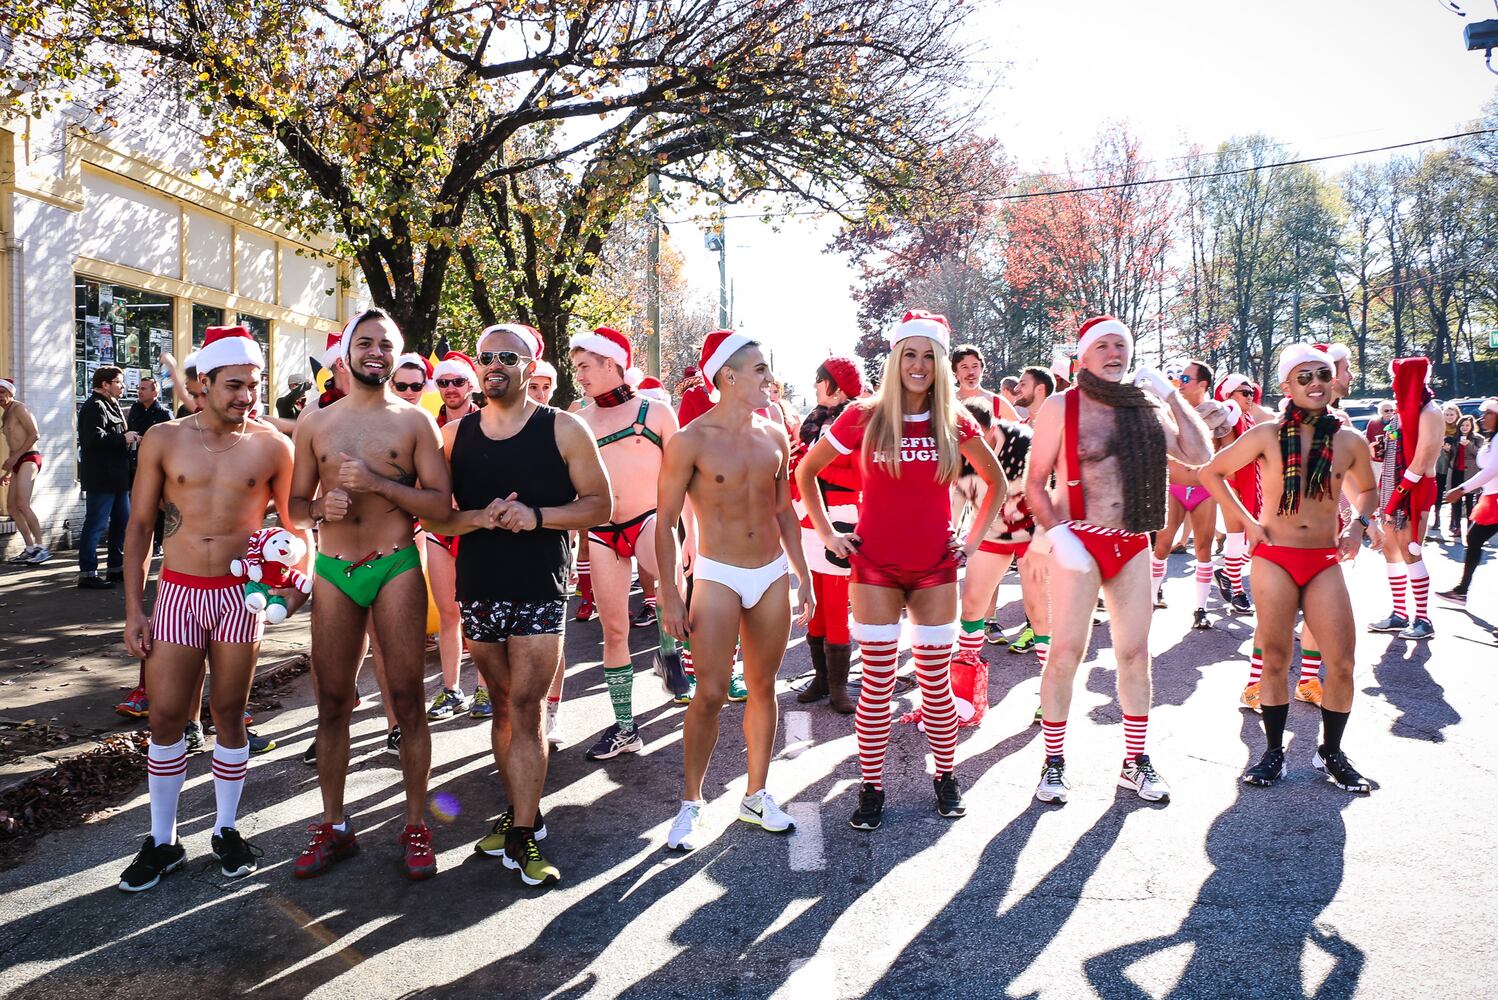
[151,569,264,650]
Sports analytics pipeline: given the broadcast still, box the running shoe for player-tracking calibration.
[585,723,644,760]
[1295,678,1324,706]
[1240,682,1263,714]
[385,725,402,757]
[469,687,494,719]
[301,741,317,766]
[1398,618,1435,641]
[1192,608,1212,630]
[502,831,559,886]
[574,598,597,622]
[1314,745,1372,793]
[400,823,437,880]
[727,671,749,703]
[1213,568,1232,602]
[849,783,885,831]
[631,603,657,628]
[184,720,206,755]
[672,676,697,706]
[426,687,470,720]
[1242,747,1287,787]
[1008,626,1037,654]
[211,827,263,878]
[739,790,795,832]
[1229,592,1254,616]
[115,687,149,718]
[667,800,704,850]
[248,730,276,754]
[654,647,692,698]
[476,809,548,855]
[27,546,53,565]
[118,836,186,892]
[545,704,565,747]
[984,620,1006,645]
[9,545,37,564]
[1436,587,1468,606]
[1035,756,1070,804]
[294,819,358,878]
[1033,703,1043,725]
[242,709,255,726]
[1119,754,1171,802]
[933,771,966,818]
[1368,612,1409,633]
[1154,587,1167,609]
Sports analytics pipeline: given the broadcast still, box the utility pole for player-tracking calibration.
[646,173,661,379]
[717,205,728,328]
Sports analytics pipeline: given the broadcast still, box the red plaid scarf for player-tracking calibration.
[1278,404,1339,515]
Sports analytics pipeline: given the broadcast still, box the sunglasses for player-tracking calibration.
[393,381,424,393]
[476,351,529,368]
[435,377,470,388]
[1295,367,1334,386]
[1177,374,1194,384]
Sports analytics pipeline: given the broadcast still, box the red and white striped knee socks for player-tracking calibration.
[1408,560,1430,623]
[1386,562,1408,619]
[957,620,985,660]
[1299,649,1322,684]
[1123,713,1149,763]
[852,622,901,790]
[1247,647,1264,686]
[1042,718,1066,759]
[911,623,960,776]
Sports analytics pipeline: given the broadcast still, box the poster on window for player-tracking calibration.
[125,368,141,394]
[84,319,100,361]
[75,361,86,399]
[98,332,114,364]
[121,330,140,366]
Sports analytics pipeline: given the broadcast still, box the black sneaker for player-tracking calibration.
[1154,587,1167,609]
[386,725,402,757]
[1368,612,1409,633]
[118,837,186,892]
[77,573,114,589]
[1436,587,1468,606]
[1314,745,1372,793]
[1230,592,1254,615]
[1213,568,1232,602]
[183,721,206,755]
[248,730,276,754]
[211,827,263,878]
[1192,608,1212,630]
[933,771,965,818]
[585,723,644,760]
[630,604,658,628]
[1242,747,1287,787]
[302,741,317,766]
[849,783,885,830]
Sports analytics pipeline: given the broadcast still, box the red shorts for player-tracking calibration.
[152,569,264,650]
[426,532,459,559]
[12,451,41,472]
[1254,544,1340,588]
[1472,493,1498,526]
[850,550,958,591]
[979,538,1030,560]
[589,509,655,560]
[1067,522,1149,581]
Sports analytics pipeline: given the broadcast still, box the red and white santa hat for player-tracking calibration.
[1313,341,1351,365]
[1076,315,1132,359]
[325,310,403,368]
[1276,343,1329,384]
[433,351,478,386]
[1215,372,1262,404]
[0,376,15,395]
[637,376,671,406]
[888,310,951,354]
[480,323,544,360]
[196,325,265,374]
[531,359,558,382]
[570,326,644,386]
[395,352,434,390]
[699,329,756,401]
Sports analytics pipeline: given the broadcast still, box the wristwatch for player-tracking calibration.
[1356,514,1371,529]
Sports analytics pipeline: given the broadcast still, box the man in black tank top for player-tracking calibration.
[424,324,612,887]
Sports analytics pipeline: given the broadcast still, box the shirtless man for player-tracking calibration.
[118,327,305,891]
[658,332,814,850]
[1212,373,1275,614]
[1368,356,1444,640]
[568,326,680,761]
[1027,316,1213,804]
[0,378,48,564]
[1200,344,1379,793]
[288,308,454,881]
[952,343,1021,421]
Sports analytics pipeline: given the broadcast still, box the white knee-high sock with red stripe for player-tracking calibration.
[1408,560,1430,622]
[1247,647,1264,685]
[1194,560,1213,610]
[852,622,902,790]
[1123,713,1149,763]
[911,622,960,775]
[1225,533,1247,596]
[212,741,250,834]
[1150,556,1166,594]
[147,737,188,846]
[1386,562,1408,619]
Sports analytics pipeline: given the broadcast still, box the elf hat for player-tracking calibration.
[699,329,755,402]
[196,326,265,375]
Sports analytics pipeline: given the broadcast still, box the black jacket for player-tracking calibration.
[77,392,131,492]
[127,399,172,437]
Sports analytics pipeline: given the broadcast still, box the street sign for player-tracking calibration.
[1490,329,1498,350]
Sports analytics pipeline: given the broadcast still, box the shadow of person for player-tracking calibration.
[1360,639,1460,743]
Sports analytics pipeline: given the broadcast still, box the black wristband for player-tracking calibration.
[531,504,544,531]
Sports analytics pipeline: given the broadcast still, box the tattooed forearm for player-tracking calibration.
[162,501,182,537]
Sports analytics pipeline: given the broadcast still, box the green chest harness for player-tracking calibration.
[595,399,663,449]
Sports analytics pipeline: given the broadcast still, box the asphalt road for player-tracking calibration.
[1,538,1495,1000]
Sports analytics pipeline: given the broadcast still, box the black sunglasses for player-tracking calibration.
[393,381,424,392]
[476,351,529,368]
[435,377,470,388]
[1295,367,1334,386]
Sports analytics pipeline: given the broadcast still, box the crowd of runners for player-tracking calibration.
[4,306,1495,895]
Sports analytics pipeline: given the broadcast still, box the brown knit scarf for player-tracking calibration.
[1076,370,1168,533]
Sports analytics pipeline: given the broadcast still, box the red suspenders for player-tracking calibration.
[1064,388,1086,522]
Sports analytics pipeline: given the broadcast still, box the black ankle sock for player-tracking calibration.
[1261,702,1289,751]
[1320,707,1350,754]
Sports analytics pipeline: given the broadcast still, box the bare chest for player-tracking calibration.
[161,434,278,507]
[315,420,416,485]
[1073,401,1119,464]
[690,433,784,501]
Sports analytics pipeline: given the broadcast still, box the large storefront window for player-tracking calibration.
[192,310,270,403]
[74,278,174,406]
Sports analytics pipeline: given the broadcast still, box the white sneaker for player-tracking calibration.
[739,790,795,833]
[667,800,705,851]
[27,546,52,565]
[1118,754,1171,802]
[1035,756,1071,804]
[545,704,565,747]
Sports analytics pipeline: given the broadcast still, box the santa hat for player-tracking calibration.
[1392,356,1434,467]
[888,310,951,354]
[0,377,15,395]
[326,311,403,367]
[480,323,544,360]
[196,326,265,374]
[821,356,864,399]
[433,351,478,386]
[395,352,434,390]
[569,326,631,371]
[183,351,200,375]
[531,359,558,382]
[1276,343,1329,385]
[1215,372,1262,404]
[1076,316,1132,359]
[1314,341,1351,365]
[637,376,671,406]
[699,329,756,402]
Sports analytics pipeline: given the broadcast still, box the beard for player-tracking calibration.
[351,367,390,388]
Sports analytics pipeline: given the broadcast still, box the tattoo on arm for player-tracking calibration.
[163,501,182,538]
[389,464,416,488]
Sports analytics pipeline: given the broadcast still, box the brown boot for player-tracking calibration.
[826,642,855,714]
[798,635,829,703]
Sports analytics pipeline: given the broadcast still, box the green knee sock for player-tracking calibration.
[960,619,985,633]
[604,664,635,730]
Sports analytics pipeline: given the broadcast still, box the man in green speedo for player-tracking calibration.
[288,308,454,881]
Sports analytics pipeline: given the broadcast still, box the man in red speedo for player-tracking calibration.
[1025,316,1213,806]
[1200,343,1380,793]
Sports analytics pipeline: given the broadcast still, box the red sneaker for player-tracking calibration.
[400,823,437,881]
[574,598,597,622]
[294,820,358,879]
[115,687,149,718]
